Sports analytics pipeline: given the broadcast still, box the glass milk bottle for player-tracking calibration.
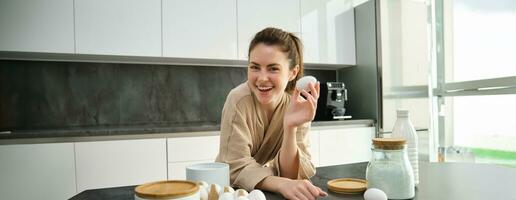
[391,110,419,186]
[366,138,415,199]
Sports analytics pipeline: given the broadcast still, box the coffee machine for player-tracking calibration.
[315,82,350,120]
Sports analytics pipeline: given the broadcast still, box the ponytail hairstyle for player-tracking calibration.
[248,27,304,93]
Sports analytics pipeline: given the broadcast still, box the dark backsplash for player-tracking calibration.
[0,60,336,131]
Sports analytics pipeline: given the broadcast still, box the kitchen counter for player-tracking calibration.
[0,119,374,144]
[70,161,516,200]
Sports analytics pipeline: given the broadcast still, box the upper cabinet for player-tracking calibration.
[0,0,74,53]
[74,0,161,56]
[162,0,237,60]
[1,0,357,66]
[237,0,301,60]
[300,0,356,65]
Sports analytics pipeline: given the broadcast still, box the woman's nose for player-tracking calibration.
[257,70,269,81]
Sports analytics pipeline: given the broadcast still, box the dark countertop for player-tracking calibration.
[0,119,374,144]
[70,161,516,200]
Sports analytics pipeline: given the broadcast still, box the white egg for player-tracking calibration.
[199,181,209,191]
[234,189,248,199]
[248,190,266,200]
[295,76,317,92]
[219,192,235,200]
[221,186,235,194]
[364,188,387,200]
[199,186,208,200]
[236,196,249,200]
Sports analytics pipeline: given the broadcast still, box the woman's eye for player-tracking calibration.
[249,65,259,70]
[269,67,279,72]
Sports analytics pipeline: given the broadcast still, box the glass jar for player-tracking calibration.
[366,138,415,199]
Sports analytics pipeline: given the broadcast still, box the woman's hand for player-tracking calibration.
[278,179,327,200]
[284,82,320,129]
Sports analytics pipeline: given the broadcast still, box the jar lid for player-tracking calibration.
[327,178,367,194]
[372,138,406,150]
[135,180,199,199]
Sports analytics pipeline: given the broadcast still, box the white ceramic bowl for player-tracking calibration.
[186,162,230,187]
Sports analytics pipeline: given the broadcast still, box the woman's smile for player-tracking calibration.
[255,84,275,103]
[257,85,273,91]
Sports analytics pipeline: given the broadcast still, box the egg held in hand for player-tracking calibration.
[295,76,317,92]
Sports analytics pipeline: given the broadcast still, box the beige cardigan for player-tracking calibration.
[215,82,316,191]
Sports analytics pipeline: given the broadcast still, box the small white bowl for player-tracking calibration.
[186,162,230,187]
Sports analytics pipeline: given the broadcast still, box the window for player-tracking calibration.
[430,0,516,167]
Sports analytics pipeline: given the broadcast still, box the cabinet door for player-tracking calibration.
[168,160,213,180]
[237,0,301,60]
[301,0,356,64]
[310,130,320,167]
[74,0,161,56]
[0,0,74,53]
[167,135,220,162]
[319,127,374,166]
[75,139,167,193]
[0,143,76,200]
[309,130,320,167]
[163,0,237,59]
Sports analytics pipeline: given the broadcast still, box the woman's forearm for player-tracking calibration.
[256,175,328,200]
[279,125,299,179]
[255,176,290,193]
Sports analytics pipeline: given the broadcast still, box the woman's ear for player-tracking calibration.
[289,65,300,81]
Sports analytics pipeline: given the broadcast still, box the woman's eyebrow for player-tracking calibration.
[250,62,260,66]
[249,62,279,67]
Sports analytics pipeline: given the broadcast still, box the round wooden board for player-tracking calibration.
[135,180,199,199]
[327,178,367,194]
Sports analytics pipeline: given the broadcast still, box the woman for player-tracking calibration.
[216,27,327,200]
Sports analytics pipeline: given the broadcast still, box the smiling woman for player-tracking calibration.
[215,27,327,200]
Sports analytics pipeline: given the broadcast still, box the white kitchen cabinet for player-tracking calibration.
[167,135,220,162]
[75,138,167,193]
[0,0,74,53]
[309,130,320,167]
[168,160,213,180]
[74,0,161,56]
[319,126,374,166]
[162,0,237,59]
[301,0,356,64]
[237,0,301,60]
[0,143,76,200]
[167,134,219,180]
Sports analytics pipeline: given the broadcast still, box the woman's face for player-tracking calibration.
[247,43,298,107]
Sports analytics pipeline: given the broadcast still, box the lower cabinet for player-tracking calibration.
[167,135,220,162]
[0,125,374,199]
[167,134,220,180]
[0,143,77,200]
[74,138,167,193]
[168,160,214,180]
[309,131,320,167]
[318,126,375,166]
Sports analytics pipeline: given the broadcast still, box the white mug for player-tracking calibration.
[186,162,230,187]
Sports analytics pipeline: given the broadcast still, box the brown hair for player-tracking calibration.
[248,27,304,93]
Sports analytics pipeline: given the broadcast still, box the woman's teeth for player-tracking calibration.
[257,86,273,91]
